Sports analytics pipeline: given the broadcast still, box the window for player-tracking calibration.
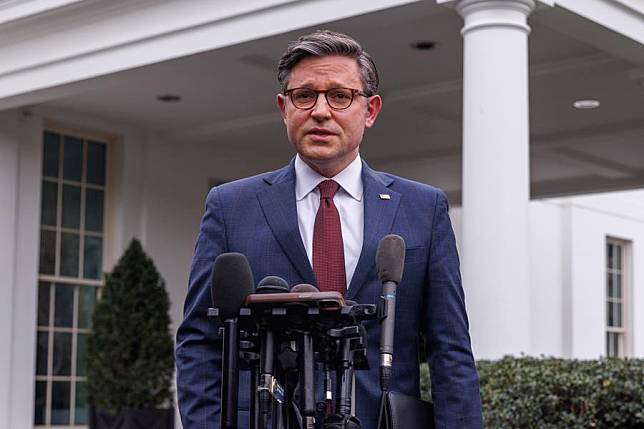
[605,239,630,358]
[35,129,107,427]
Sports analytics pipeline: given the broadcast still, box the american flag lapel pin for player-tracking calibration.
[379,194,391,200]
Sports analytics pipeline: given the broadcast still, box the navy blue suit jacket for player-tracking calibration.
[176,159,482,428]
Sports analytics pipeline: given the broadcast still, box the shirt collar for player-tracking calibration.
[294,154,363,202]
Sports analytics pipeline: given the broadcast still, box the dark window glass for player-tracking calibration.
[62,185,81,229]
[78,286,96,329]
[54,284,74,327]
[607,243,613,268]
[51,381,71,424]
[75,381,89,425]
[615,245,622,270]
[52,333,72,376]
[614,273,622,299]
[34,381,47,425]
[43,132,60,178]
[85,188,104,232]
[607,303,614,327]
[37,282,51,326]
[60,233,79,277]
[76,333,88,377]
[87,141,106,185]
[84,236,103,280]
[63,136,83,182]
[36,332,49,375]
[39,230,56,275]
[41,181,58,226]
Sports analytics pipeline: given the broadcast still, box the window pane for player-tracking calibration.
[76,333,88,377]
[36,332,49,375]
[615,245,622,270]
[87,141,106,185]
[85,188,104,232]
[54,284,74,327]
[607,272,613,298]
[51,381,71,425]
[75,381,89,425]
[37,282,51,327]
[615,302,622,327]
[78,287,96,329]
[63,136,83,182]
[52,332,72,376]
[608,332,620,358]
[34,380,47,425]
[607,243,613,269]
[43,131,60,178]
[60,232,79,277]
[39,230,56,275]
[41,181,58,226]
[614,273,622,299]
[83,236,103,280]
[607,303,614,327]
[62,185,81,229]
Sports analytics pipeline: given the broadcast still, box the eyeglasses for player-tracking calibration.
[284,87,370,110]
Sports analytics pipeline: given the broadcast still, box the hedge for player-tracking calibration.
[420,357,644,428]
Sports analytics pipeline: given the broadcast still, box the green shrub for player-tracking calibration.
[87,239,174,413]
[420,357,644,428]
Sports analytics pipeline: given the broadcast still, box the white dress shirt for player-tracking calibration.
[294,154,364,288]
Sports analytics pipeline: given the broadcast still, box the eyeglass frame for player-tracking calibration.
[283,87,372,110]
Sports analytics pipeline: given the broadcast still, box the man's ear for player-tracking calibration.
[365,95,382,128]
[277,93,287,121]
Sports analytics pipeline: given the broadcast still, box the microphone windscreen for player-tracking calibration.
[210,252,254,319]
[290,283,320,293]
[376,234,406,284]
[256,276,290,294]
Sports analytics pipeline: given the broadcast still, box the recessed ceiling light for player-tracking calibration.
[156,94,182,103]
[412,40,437,51]
[573,99,600,109]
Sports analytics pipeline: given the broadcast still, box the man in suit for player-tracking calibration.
[176,30,482,428]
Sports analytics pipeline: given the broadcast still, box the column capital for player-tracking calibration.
[438,0,536,35]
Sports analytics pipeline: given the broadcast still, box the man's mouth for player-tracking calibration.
[307,128,335,137]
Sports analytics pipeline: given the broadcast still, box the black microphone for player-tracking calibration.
[256,275,290,294]
[254,276,289,429]
[290,283,319,293]
[210,253,254,429]
[376,234,406,392]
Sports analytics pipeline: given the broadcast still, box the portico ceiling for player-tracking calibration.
[41,1,644,203]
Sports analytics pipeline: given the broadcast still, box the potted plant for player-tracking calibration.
[87,238,175,428]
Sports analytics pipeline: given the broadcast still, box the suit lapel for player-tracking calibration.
[257,162,317,285]
[347,163,401,300]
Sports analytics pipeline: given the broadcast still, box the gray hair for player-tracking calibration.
[277,30,379,96]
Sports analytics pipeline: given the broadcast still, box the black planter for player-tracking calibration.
[90,406,174,429]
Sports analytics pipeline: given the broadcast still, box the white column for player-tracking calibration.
[443,0,535,358]
[0,111,21,429]
[0,109,42,428]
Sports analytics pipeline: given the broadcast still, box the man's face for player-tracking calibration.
[277,55,382,177]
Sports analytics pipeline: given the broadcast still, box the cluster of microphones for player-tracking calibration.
[209,234,406,429]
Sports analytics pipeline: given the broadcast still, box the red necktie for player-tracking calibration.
[313,180,346,295]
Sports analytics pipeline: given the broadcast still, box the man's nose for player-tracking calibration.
[310,94,332,120]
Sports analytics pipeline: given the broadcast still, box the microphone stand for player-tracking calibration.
[221,318,240,429]
[299,331,316,429]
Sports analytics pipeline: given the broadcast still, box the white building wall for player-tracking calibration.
[565,193,644,358]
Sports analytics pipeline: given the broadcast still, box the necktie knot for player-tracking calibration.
[318,180,340,200]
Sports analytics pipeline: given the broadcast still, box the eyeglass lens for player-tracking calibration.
[291,88,355,109]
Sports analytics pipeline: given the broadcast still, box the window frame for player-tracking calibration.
[35,123,113,429]
[605,237,632,358]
